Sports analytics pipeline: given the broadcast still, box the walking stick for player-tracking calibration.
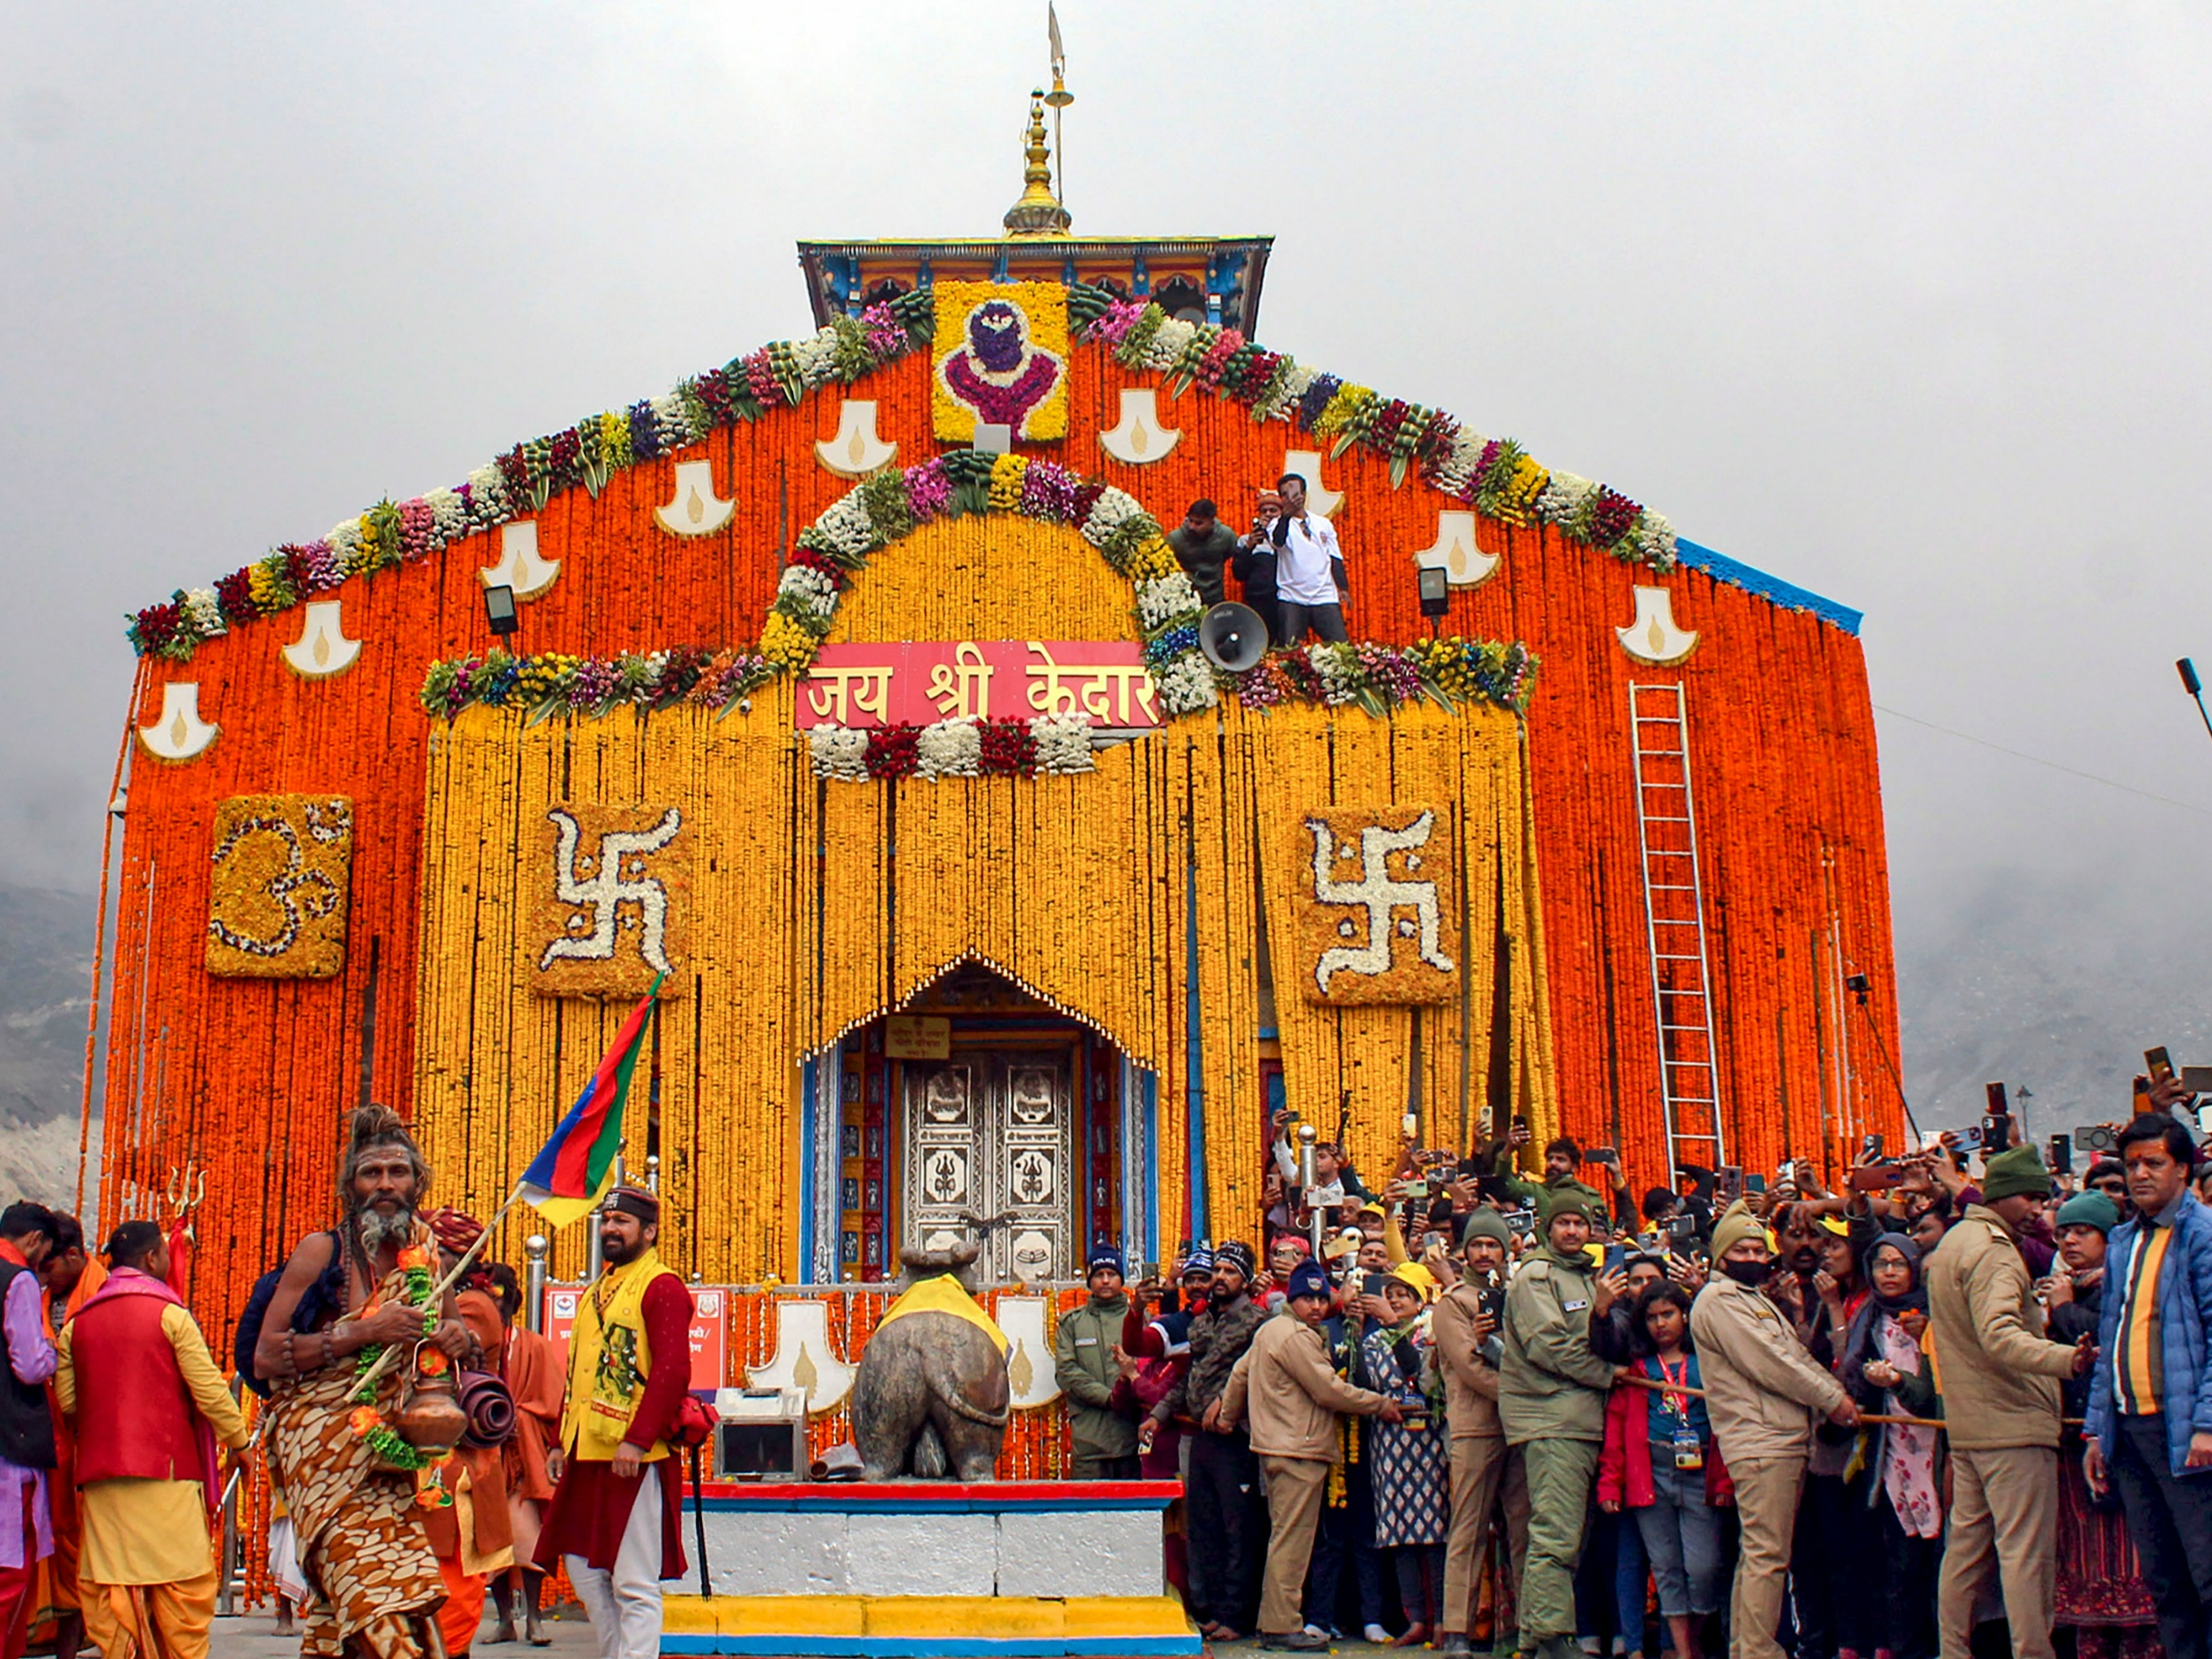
[689,1443,712,1599]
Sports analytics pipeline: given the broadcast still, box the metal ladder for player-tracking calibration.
[1629,683,1726,1177]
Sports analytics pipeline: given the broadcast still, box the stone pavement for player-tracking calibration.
[206,1609,603,1659]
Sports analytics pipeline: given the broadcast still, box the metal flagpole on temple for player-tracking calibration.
[1046,4,1072,211]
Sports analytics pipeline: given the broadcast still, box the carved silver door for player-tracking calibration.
[903,1054,1073,1282]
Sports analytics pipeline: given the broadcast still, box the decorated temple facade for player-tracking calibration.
[98,103,1901,1364]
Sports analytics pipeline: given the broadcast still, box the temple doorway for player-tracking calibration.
[904,1053,1074,1282]
[827,959,1139,1283]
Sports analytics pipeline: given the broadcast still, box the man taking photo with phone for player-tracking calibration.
[1254,472,1348,646]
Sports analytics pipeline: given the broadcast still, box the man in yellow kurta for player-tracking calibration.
[55,1221,248,1659]
[534,1189,691,1659]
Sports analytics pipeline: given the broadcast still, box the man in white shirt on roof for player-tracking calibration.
[1257,472,1349,646]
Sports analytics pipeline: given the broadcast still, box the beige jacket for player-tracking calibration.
[1690,1275,1847,1465]
[1220,1307,1393,1462]
[1431,1281,1503,1441]
[1925,1205,2076,1450]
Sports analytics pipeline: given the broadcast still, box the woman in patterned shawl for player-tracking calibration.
[1362,1262,1450,1648]
[255,1107,476,1659]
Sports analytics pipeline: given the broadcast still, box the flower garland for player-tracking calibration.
[417,636,1537,740]
[806,714,1096,782]
[347,1244,438,1472]
[1068,283,1677,571]
[128,277,1687,662]
[129,290,939,662]
[759,452,1219,714]
[418,647,775,723]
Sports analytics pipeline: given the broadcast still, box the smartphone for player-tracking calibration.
[1587,1148,1619,1167]
[2146,1048,2176,1085]
[1602,1244,1626,1274]
[1986,1081,2011,1115]
[1846,1165,1902,1190]
[1668,1212,1699,1246]
[2183,1066,2212,1095]
[1744,1174,1767,1196]
[1955,1123,1985,1152]
[1361,1272,1386,1300]
[1980,1114,2012,1152]
[1861,1133,1884,1159]
[2075,1124,2117,1153]
[1403,1180,1429,1201]
[1513,1114,1530,1134]
[2047,1134,2073,1176]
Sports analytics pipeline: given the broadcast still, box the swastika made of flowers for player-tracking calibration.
[1289,804,1460,1005]
[529,803,689,998]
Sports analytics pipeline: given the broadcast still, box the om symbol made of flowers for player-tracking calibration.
[530,804,689,998]
[1289,804,1461,1006]
[931,279,1069,442]
[205,795,354,980]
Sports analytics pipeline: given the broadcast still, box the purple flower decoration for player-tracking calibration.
[905,459,953,522]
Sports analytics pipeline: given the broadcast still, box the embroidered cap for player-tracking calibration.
[601,1186,660,1223]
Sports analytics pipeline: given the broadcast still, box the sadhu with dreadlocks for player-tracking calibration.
[253,1107,477,1659]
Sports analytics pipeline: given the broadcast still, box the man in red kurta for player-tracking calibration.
[55,1221,251,1659]
[534,1189,689,1659]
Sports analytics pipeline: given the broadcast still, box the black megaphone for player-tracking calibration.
[1198,603,1269,672]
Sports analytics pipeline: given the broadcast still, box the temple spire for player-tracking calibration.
[1002,89,1071,239]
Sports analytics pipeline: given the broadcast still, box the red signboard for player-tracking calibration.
[795,640,1161,730]
[543,1284,729,1391]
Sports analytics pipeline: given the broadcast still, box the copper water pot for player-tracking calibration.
[395,1345,469,1459]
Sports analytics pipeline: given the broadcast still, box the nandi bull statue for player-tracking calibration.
[851,1237,1011,1480]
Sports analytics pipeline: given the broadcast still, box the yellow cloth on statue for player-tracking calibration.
[78,1480,216,1587]
[877,1274,1007,1355]
[561,1248,681,1463]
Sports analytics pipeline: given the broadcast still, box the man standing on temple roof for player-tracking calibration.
[255,1107,474,1659]
[1231,488,1284,644]
[0,1203,58,1659]
[1262,473,1349,646]
[1166,500,1235,609]
[535,1188,692,1659]
[56,1220,251,1659]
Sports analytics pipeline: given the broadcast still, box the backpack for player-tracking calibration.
[234,1230,345,1396]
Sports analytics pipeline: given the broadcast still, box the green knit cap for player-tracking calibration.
[1542,1189,1597,1227]
[2054,1190,2119,1233]
[1980,1144,2053,1204]
[1460,1207,1513,1248]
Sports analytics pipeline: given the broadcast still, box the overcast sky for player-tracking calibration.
[4,4,2208,1111]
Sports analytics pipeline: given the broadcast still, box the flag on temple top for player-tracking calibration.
[519,974,662,1227]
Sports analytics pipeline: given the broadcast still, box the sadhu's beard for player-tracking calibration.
[354,1198,418,1252]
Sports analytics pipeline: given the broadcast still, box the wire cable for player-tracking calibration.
[1873,704,2212,818]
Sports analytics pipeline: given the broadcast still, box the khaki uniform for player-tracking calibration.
[1925,1206,2079,1659]
[1220,1310,1391,1637]
[1690,1276,1847,1659]
[1432,1279,1530,1640]
[1499,1247,1616,1649]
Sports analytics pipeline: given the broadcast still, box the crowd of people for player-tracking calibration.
[10,1081,2212,1659]
[1060,1081,2212,1656]
[0,1106,689,1659]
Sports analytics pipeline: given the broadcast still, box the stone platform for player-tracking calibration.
[671,1480,1196,1655]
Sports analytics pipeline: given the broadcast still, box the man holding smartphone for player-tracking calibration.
[1432,1211,1528,1657]
[1254,473,1348,646]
